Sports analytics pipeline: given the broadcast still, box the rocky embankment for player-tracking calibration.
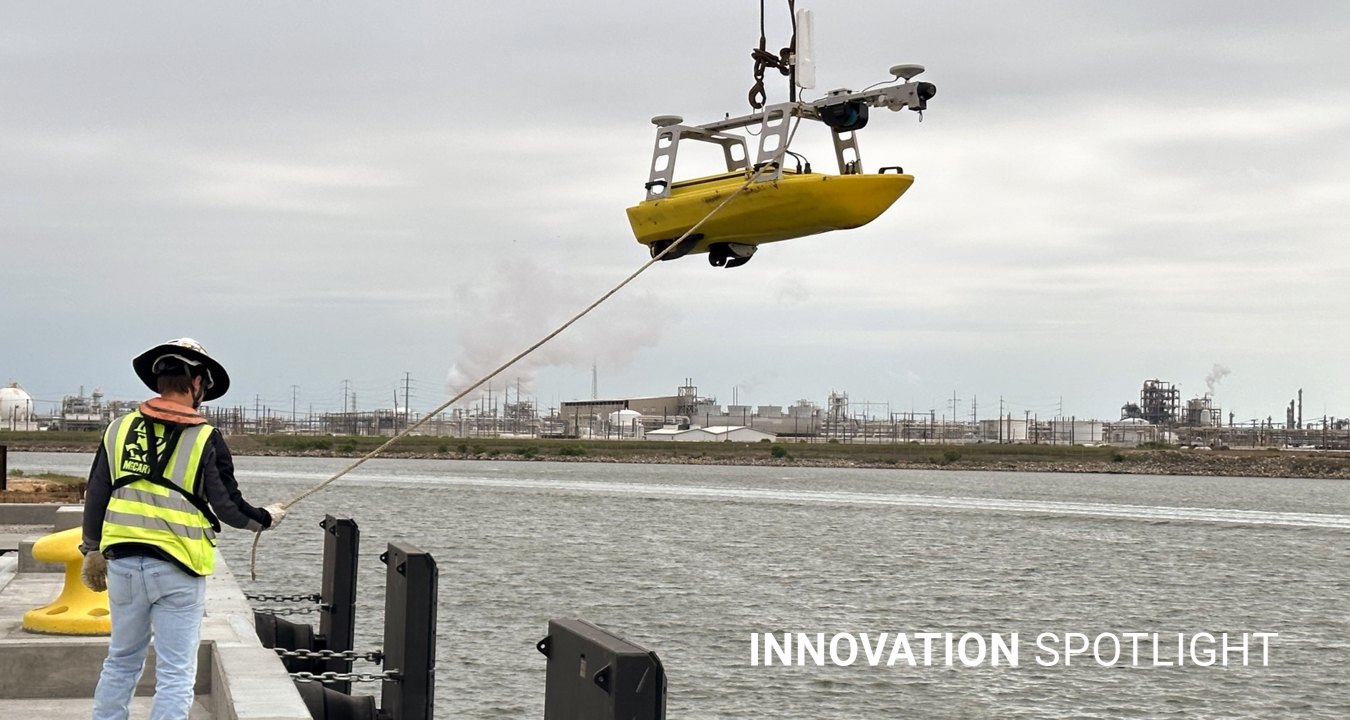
[5,442,1350,481]
[216,446,1350,479]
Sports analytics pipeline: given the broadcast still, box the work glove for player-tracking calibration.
[263,503,288,530]
[81,551,108,592]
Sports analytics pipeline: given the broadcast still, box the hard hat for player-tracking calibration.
[132,338,231,402]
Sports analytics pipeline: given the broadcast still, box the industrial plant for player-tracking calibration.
[4,376,1347,451]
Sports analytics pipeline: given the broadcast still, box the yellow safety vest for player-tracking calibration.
[100,410,220,575]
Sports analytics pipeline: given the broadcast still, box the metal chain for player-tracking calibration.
[246,592,321,603]
[291,670,400,684]
[274,648,385,664]
[253,605,318,616]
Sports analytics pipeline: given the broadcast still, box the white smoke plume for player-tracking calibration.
[444,258,677,404]
[1205,363,1231,395]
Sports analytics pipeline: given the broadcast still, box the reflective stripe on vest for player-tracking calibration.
[100,411,218,574]
[105,508,211,540]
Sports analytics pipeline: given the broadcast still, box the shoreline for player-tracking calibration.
[0,479,84,504]
[4,433,1350,480]
[203,447,1350,479]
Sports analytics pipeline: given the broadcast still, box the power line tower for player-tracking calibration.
[948,391,961,440]
[401,372,413,431]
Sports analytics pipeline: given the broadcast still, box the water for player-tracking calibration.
[13,452,1350,718]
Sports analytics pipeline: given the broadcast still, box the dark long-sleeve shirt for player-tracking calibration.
[82,423,273,575]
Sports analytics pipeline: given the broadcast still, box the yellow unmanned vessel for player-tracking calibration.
[626,5,937,269]
[627,167,915,266]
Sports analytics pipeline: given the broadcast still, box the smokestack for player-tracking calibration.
[1298,388,1303,429]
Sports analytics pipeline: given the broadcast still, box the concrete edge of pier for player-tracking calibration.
[0,504,312,720]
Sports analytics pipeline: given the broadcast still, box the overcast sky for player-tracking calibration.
[3,1,1348,424]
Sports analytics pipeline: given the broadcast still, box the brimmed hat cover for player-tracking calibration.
[132,338,231,402]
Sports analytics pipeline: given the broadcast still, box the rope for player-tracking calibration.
[247,131,802,579]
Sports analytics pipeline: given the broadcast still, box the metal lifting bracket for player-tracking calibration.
[643,79,936,200]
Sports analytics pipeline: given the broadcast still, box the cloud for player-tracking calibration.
[443,258,679,405]
[1205,364,1231,396]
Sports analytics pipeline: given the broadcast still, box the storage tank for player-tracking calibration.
[607,409,645,438]
[1185,396,1220,427]
[0,382,34,428]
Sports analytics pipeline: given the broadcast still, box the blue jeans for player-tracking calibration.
[92,555,206,720]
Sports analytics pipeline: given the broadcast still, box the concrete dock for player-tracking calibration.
[0,504,312,720]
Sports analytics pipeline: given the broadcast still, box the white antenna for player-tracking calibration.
[795,8,816,90]
[889,64,925,82]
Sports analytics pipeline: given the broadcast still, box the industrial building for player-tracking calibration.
[57,387,136,432]
[1121,379,1180,425]
[644,425,777,443]
[557,381,821,439]
[1104,418,1159,446]
[0,384,137,432]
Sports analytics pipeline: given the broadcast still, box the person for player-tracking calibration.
[79,338,287,720]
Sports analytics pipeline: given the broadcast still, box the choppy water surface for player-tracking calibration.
[16,453,1350,718]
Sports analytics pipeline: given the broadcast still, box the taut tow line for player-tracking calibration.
[248,138,799,579]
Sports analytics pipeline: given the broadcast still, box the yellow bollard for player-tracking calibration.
[21,526,111,635]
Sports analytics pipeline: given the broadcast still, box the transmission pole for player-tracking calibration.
[403,372,412,432]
